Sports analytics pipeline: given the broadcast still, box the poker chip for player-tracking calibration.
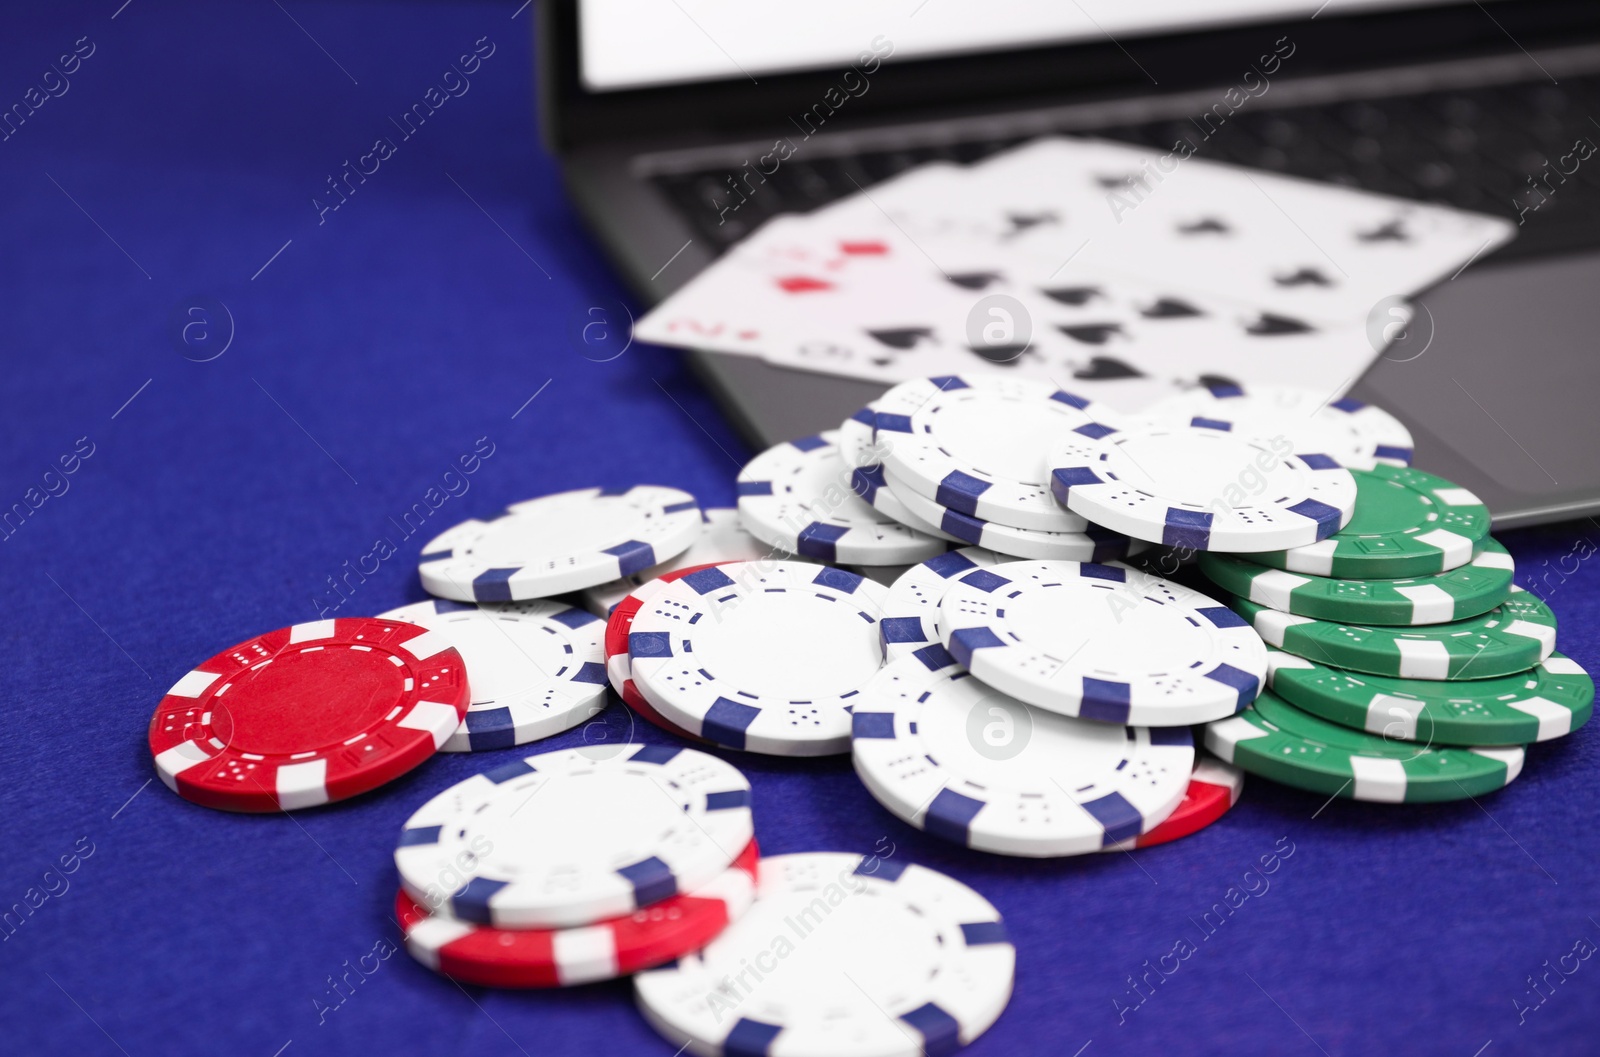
[1196,539,1515,626]
[1206,689,1525,802]
[395,743,753,928]
[1105,754,1244,851]
[395,839,760,988]
[380,598,607,752]
[1141,382,1415,470]
[580,507,782,616]
[1048,422,1358,552]
[1268,648,1594,746]
[1243,465,1491,578]
[1233,586,1558,680]
[850,462,962,541]
[634,851,1015,1057]
[883,461,1136,561]
[603,563,732,741]
[879,547,1006,661]
[418,485,703,602]
[837,403,883,470]
[939,560,1267,725]
[628,562,888,756]
[148,618,469,812]
[885,496,968,544]
[876,374,1108,531]
[841,396,960,532]
[851,648,1195,856]
[737,432,947,565]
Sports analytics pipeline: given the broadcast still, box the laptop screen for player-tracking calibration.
[577,0,1471,92]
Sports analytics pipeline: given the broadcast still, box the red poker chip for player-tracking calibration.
[148,618,470,812]
[1124,755,1244,850]
[604,562,734,741]
[396,838,760,988]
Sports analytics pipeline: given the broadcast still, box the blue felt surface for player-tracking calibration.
[3,3,1599,1055]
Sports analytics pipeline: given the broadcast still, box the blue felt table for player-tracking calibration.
[3,4,1598,1055]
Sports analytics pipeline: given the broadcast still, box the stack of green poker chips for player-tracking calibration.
[1205,689,1524,802]
[1266,648,1594,746]
[1199,462,1578,804]
[1230,587,1557,681]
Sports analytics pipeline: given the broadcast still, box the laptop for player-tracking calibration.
[537,0,1600,528]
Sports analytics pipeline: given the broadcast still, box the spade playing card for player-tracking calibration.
[984,137,1516,323]
[632,132,1495,409]
[633,210,1408,410]
[828,136,1514,324]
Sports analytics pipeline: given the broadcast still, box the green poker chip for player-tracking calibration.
[1231,586,1557,680]
[1198,538,1515,626]
[1268,648,1594,746]
[1205,689,1525,802]
[1244,465,1491,579]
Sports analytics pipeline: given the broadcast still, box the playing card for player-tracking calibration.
[755,262,1404,410]
[805,136,1510,325]
[958,137,1516,323]
[635,209,1404,410]
[633,213,947,357]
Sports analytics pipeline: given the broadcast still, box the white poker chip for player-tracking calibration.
[938,559,1268,725]
[852,649,1195,856]
[579,508,783,616]
[883,462,1137,562]
[628,561,888,756]
[738,432,947,566]
[1141,382,1415,471]
[379,598,608,752]
[876,375,1114,531]
[836,403,882,470]
[1049,422,1357,552]
[839,401,963,535]
[851,463,964,542]
[1102,753,1245,853]
[634,851,1015,1057]
[395,743,753,929]
[880,547,1006,661]
[418,485,704,602]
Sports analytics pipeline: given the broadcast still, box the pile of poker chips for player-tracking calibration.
[142,377,1588,1057]
[645,375,1337,860]
[1192,468,1589,803]
[823,376,1148,563]
[848,553,1252,856]
[392,739,1017,1052]
[149,484,704,811]
[144,478,1020,1054]
[394,742,759,987]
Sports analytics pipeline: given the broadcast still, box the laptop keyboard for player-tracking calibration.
[650,71,1600,261]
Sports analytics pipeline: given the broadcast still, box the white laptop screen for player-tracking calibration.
[577,1,1469,92]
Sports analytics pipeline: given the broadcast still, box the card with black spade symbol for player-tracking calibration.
[636,210,1402,410]
[978,137,1515,322]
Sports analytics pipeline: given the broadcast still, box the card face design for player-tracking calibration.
[635,135,1510,412]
